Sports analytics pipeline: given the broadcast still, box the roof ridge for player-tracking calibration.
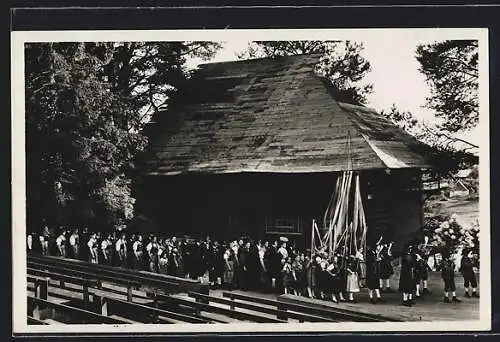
[197,53,323,68]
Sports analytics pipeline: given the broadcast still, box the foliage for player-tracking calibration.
[25,41,222,232]
[422,214,478,257]
[101,41,222,126]
[380,104,419,134]
[461,220,480,255]
[380,103,478,178]
[237,41,372,105]
[416,40,478,133]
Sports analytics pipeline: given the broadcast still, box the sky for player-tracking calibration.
[187,34,480,148]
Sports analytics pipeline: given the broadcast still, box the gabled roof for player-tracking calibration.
[144,54,432,176]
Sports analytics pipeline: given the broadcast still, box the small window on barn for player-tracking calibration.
[265,216,302,235]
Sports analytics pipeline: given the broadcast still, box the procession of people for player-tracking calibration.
[26,226,479,307]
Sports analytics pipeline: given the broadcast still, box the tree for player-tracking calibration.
[380,104,419,134]
[380,104,478,178]
[416,40,478,133]
[100,41,222,129]
[25,41,222,232]
[25,42,146,231]
[237,41,372,105]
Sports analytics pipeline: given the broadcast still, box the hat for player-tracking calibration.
[279,236,289,242]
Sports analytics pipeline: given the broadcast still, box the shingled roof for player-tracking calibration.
[144,54,432,176]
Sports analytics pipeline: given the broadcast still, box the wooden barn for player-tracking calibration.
[135,54,434,252]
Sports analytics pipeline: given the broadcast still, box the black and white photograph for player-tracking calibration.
[11,28,490,333]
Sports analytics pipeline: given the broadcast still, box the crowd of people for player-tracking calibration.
[26,226,479,307]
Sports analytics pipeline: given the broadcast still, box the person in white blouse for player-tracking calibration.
[132,235,144,270]
[56,231,67,257]
[101,235,113,265]
[116,233,128,267]
[146,236,159,272]
[69,229,80,259]
[27,233,33,254]
[87,233,99,264]
[278,242,289,261]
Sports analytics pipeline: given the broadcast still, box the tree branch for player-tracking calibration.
[421,123,479,149]
[443,55,479,75]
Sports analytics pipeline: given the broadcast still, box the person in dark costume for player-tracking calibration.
[441,251,461,303]
[325,257,341,303]
[282,256,294,294]
[266,240,282,293]
[305,255,317,298]
[336,254,347,301]
[207,242,219,287]
[399,243,417,306]
[460,249,479,298]
[246,241,260,290]
[414,243,432,298]
[214,241,225,287]
[378,242,394,292]
[365,244,382,303]
[239,241,251,290]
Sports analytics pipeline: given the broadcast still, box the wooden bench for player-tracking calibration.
[155,294,286,323]
[27,269,100,304]
[222,292,342,322]
[28,262,145,302]
[27,296,130,324]
[223,291,280,307]
[278,294,402,322]
[190,292,333,323]
[28,315,49,325]
[28,254,209,296]
[91,294,210,324]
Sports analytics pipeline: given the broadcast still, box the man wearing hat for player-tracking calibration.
[441,249,461,303]
[399,243,417,306]
[460,248,479,298]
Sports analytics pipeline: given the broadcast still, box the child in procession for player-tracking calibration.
[365,244,383,304]
[345,255,360,303]
[460,249,479,298]
[378,241,394,292]
[441,251,461,303]
[399,243,417,307]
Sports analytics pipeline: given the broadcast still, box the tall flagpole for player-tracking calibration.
[311,219,315,258]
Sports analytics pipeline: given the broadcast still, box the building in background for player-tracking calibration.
[136,54,435,251]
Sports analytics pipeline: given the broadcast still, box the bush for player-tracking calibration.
[422,214,473,256]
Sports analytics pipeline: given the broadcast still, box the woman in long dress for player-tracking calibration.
[346,255,360,302]
[356,248,366,288]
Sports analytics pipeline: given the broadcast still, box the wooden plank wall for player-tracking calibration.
[136,169,423,250]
